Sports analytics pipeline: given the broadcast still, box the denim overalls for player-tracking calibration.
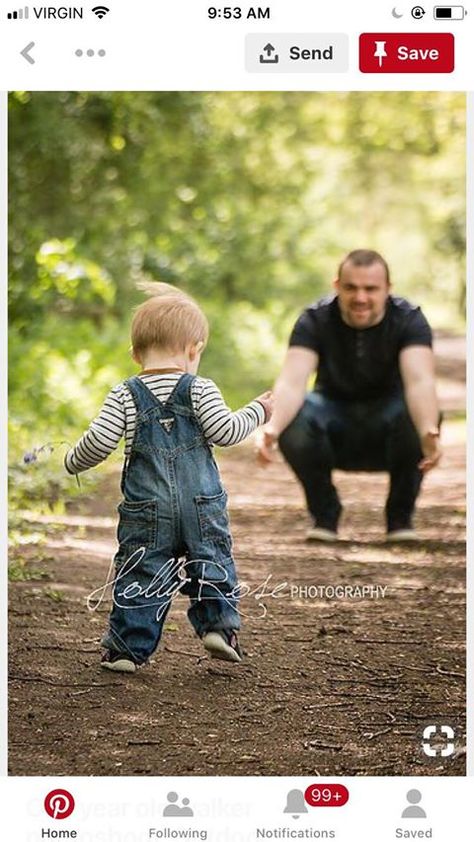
[102,373,240,664]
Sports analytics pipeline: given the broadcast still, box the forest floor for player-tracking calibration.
[8,334,466,777]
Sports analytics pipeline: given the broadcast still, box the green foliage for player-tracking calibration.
[8,560,47,582]
[35,238,114,308]
[8,518,54,581]
[43,588,65,603]
[8,92,466,509]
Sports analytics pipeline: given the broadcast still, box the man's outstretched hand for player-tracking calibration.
[256,426,279,466]
[418,429,442,473]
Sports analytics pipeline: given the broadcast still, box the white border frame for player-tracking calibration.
[0,89,470,780]
[0,91,8,777]
[466,91,472,777]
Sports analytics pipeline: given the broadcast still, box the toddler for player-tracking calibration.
[65,283,273,672]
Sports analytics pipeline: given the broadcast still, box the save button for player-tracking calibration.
[359,33,454,73]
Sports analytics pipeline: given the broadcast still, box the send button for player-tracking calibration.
[246,34,349,73]
[290,45,336,61]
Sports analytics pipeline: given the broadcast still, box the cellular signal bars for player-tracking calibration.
[7,6,29,18]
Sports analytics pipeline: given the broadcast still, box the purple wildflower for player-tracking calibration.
[22,441,70,467]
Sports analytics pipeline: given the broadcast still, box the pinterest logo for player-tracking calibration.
[44,790,75,820]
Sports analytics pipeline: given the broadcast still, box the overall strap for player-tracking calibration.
[124,375,165,413]
[167,372,195,412]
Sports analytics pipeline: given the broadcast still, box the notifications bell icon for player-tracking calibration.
[283,789,308,819]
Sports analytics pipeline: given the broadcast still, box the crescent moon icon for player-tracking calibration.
[392,7,404,17]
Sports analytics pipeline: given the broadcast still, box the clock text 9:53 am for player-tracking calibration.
[208,7,271,19]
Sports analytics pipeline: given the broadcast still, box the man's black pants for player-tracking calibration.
[278,392,424,533]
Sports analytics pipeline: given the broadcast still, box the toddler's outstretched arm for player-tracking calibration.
[197,379,273,447]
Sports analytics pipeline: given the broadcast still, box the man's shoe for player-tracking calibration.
[202,630,242,663]
[100,650,137,673]
[386,529,419,543]
[306,527,339,543]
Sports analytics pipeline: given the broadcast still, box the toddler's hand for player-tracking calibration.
[255,390,274,423]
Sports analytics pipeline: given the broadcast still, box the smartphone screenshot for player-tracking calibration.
[1,0,471,838]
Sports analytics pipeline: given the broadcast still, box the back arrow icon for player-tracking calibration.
[21,42,35,64]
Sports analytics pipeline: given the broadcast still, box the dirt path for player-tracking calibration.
[9,333,466,777]
[9,420,465,777]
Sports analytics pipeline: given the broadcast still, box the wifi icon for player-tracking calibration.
[92,5,109,18]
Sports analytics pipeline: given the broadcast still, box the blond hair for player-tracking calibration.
[131,282,209,358]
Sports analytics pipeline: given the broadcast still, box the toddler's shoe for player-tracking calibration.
[202,630,242,663]
[100,650,137,673]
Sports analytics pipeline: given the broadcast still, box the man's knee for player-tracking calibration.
[386,406,423,464]
[279,394,330,461]
[279,414,313,460]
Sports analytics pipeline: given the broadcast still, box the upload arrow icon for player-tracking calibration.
[260,43,279,63]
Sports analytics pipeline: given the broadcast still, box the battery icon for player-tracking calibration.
[434,6,466,18]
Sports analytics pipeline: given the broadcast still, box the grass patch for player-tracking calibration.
[8,559,49,582]
[43,588,64,603]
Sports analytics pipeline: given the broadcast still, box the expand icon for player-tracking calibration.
[422,724,455,757]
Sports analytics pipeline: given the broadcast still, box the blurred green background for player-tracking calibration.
[8,91,465,509]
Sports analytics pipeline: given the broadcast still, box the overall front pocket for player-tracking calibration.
[195,491,232,555]
[117,499,158,551]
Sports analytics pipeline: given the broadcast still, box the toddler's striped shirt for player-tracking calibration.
[65,372,265,474]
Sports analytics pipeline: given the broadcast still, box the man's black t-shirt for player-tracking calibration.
[289,295,432,401]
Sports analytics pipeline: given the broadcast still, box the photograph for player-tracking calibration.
[8,91,466,777]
